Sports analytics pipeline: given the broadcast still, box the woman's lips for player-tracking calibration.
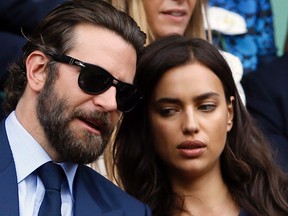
[177,140,207,158]
[161,9,187,22]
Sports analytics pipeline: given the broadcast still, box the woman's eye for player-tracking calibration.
[198,104,216,112]
[159,107,179,116]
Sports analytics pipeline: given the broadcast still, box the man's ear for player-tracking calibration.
[26,51,49,93]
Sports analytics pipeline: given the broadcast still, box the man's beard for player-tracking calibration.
[36,78,114,164]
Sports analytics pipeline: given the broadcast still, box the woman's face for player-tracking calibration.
[143,0,197,38]
[149,61,234,179]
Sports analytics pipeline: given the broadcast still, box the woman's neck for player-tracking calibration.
[170,167,239,216]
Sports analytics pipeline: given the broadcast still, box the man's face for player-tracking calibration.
[37,24,137,164]
[37,78,114,164]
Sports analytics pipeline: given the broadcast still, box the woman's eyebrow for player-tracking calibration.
[155,92,220,104]
[155,98,181,104]
[193,92,220,102]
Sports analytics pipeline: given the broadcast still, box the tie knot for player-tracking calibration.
[37,162,65,191]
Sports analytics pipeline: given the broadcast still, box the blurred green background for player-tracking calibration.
[271,0,288,55]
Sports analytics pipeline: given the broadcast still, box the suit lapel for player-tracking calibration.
[73,165,123,216]
[0,119,19,215]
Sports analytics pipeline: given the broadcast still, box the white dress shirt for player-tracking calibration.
[5,111,78,216]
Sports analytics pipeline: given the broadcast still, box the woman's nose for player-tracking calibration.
[182,109,199,135]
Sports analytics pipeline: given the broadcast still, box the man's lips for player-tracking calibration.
[79,117,106,134]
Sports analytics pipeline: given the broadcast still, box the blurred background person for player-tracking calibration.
[241,24,288,172]
[111,0,246,100]
[111,0,207,43]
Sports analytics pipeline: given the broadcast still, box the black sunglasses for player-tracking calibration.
[50,54,142,112]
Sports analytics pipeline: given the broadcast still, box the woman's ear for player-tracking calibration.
[26,51,49,93]
[227,96,234,132]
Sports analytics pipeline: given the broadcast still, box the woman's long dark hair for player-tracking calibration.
[113,35,288,216]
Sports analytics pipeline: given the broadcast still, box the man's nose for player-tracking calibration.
[91,86,118,112]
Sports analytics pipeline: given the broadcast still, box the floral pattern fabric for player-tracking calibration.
[209,0,277,74]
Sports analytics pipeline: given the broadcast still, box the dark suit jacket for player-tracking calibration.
[0,119,152,215]
[241,53,288,172]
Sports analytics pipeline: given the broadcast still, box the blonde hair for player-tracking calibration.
[111,0,208,44]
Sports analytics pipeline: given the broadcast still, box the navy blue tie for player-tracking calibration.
[37,162,65,216]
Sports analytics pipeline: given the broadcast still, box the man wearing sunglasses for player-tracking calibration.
[0,0,150,216]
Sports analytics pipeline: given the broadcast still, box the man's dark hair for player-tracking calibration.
[4,0,146,113]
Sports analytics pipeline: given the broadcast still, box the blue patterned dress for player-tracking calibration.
[209,0,277,74]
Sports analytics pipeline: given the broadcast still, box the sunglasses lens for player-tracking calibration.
[78,67,111,94]
[116,83,142,112]
[78,65,142,112]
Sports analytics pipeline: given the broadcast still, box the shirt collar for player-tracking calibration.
[5,111,78,197]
